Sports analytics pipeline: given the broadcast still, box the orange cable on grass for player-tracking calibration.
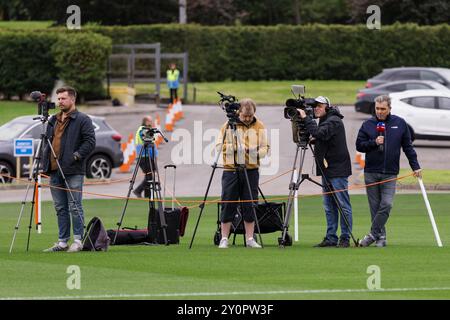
[0,172,415,206]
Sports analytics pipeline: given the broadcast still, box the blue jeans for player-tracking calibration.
[364,172,397,239]
[50,173,85,242]
[322,177,353,243]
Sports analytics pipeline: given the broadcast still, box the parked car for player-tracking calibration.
[389,89,450,140]
[365,67,450,89]
[0,115,124,183]
[355,80,450,114]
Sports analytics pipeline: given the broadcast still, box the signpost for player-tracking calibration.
[13,139,34,182]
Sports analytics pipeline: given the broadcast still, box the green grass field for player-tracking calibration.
[0,80,363,125]
[0,101,50,125]
[0,194,449,300]
[114,80,364,106]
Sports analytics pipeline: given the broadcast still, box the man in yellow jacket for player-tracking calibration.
[216,98,270,249]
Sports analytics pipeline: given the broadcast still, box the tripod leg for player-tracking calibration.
[309,144,357,246]
[240,168,264,248]
[9,182,33,253]
[189,128,228,249]
[258,186,269,204]
[188,164,219,249]
[25,138,44,252]
[280,146,303,246]
[26,183,38,252]
[46,140,91,247]
[147,146,168,245]
[324,180,357,246]
[114,145,146,244]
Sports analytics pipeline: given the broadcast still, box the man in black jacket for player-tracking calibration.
[356,95,421,247]
[42,86,96,253]
[298,96,353,248]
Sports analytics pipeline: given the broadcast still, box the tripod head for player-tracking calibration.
[218,91,240,125]
[290,120,311,149]
[140,126,168,145]
[30,91,55,119]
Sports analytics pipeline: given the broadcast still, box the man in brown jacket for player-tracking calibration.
[216,98,270,249]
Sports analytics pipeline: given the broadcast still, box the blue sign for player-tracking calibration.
[14,139,34,157]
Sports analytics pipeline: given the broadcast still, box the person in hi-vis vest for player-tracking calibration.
[133,116,158,198]
[166,63,180,103]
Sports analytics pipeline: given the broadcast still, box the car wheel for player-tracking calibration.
[0,161,14,184]
[86,155,112,179]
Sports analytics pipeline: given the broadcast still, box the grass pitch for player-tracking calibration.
[0,194,449,300]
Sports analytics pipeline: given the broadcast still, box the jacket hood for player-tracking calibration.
[326,106,344,119]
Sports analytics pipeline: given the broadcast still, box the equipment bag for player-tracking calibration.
[82,217,110,251]
[107,228,149,245]
[161,164,189,241]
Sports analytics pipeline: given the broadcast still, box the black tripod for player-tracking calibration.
[114,129,169,245]
[189,119,264,249]
[9,115,89,253]
[279,137,357,247]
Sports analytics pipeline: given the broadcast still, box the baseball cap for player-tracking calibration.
[315,96,330,105]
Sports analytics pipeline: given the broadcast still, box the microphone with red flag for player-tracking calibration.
[376,122,385,152]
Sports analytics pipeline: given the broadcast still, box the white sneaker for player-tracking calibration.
[218,238,229,249]
[246,238,261,249]
[43,242,68,252]
[67,241,83,253]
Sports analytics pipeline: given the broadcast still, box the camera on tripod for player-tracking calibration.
[140,126,159,143]
[217,92,240,122]
[284,85,317,122]
[30,91,55,118]
[284,85,317,147]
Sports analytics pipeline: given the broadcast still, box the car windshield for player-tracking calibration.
[438,69,450,81]
[0,121,31,140]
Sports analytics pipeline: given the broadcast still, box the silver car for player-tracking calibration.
[365,67,450,89]
[0,115,124,183]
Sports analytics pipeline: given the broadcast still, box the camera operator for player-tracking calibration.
[216,98,270,249]
[356,95,421,247]
[133,116,158,198]
[42,86,96,253]
[298,96,353,248]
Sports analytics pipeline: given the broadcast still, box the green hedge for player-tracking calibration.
[52,32,111,101]
[1,24,449,99]
[0,30,112,100]
[88,23,450,82]
[0,31,59,98]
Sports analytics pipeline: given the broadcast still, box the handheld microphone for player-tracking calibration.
[376,122,385,152]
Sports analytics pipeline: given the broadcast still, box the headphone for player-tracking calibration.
[316,96,332,112]
[325,97,331,111]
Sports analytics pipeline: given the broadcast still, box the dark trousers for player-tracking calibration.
[221,169,259,223]
[364,172,397,239]
[170,88,178,102]
[135,157,155,198]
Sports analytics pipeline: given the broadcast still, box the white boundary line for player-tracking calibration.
[2,287,450,300]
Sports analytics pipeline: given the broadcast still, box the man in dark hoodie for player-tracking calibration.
[356,95,421,247]
[298,96,353,248]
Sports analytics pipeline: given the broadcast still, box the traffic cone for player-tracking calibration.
[165,105,174,132]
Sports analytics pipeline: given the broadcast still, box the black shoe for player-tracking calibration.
[314,238,337,248]
[337,238,350,248]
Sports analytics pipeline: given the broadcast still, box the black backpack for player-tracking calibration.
[82,217,110,251]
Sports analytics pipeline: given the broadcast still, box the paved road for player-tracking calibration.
[2,104,449,203]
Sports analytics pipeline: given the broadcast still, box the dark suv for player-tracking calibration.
[365,67,450,89]
[0,115,123,183]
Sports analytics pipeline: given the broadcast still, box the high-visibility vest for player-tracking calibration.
[135,126,158,158]
[167,69,180,88]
